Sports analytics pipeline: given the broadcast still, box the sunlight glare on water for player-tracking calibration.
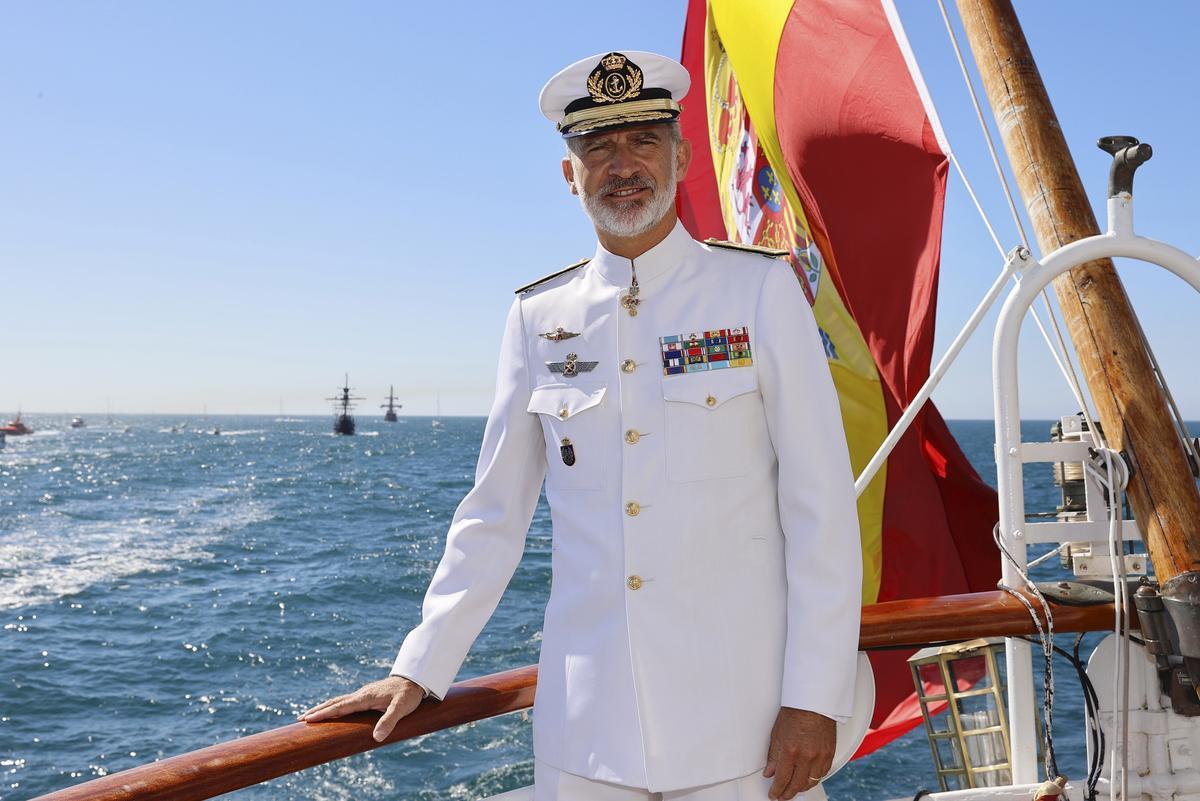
[0,415,1141,799]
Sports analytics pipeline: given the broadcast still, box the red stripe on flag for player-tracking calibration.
[678,0,1000,758]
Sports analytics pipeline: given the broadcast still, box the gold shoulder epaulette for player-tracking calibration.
[703,238,789,258]
[514,258,591,294]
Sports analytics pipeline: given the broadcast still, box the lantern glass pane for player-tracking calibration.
[964,729,1009,769]
[949,654,990,690]
[975,767,1013,787]
[956,693,1000,730]
[926,705,953,733]
[934,736,963,770]
[917,662,946,697]
[942,773,965,791]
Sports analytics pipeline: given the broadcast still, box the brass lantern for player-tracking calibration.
[908,638,1013,789]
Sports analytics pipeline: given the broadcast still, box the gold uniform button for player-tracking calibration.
[624,429,640,445]
[621,359,637,374]
[624,501,641,517]
[706,395,717,407]
[627,575,643,591]
[558,408,569,419]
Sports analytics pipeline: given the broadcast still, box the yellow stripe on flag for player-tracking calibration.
[700,1,888,604]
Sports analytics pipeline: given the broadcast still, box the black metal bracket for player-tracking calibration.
[1140,576,1200,714]
[1098,135,1153,197]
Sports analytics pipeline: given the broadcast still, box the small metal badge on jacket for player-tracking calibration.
[547,352,598,378]
[660,327,752,375]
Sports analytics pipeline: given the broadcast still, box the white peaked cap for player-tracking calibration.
[539,50,691,138]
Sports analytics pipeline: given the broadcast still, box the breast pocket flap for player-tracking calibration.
[527,384,607,420]
[661,369,758,410]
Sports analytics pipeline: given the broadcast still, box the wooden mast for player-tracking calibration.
[955,0,1200,631]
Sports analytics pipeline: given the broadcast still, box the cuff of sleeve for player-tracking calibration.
[780,681,853,722]
[782,705,850,724]
[391,672,441,701]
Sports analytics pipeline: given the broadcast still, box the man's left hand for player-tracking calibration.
[763,707,835,800]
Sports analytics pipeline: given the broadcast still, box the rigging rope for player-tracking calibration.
[1084,449,1131,801]
[929,8,1189,797]
[948,152,1006,259]
[935,0,1031,254]
[946,146,1088,406]
[1130,310,1200,470]
[935,0,1104,445]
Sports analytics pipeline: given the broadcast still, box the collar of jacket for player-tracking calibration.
[589,218,693,288]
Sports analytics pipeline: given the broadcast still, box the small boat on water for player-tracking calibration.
[328,374,362,435]
[381,385,402,422]
[69,416,85,428]
[1,413,32,436]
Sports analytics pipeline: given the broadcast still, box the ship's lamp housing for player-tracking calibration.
[909,638,1013,789]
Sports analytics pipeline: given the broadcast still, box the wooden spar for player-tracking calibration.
[954,1,1200,587]
[32,590,1124,801]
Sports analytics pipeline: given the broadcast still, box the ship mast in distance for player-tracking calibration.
[381,385,402,422]
[326,373,363,435]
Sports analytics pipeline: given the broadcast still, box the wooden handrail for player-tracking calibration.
[31,665,537,801]
[32,590,1126,801]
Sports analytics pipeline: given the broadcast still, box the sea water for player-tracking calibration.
[0,415,1144,799]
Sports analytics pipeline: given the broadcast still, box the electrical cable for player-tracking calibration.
[995,525,1058,781]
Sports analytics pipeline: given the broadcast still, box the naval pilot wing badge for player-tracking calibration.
[547,352,598,378]
[539,327,581,342]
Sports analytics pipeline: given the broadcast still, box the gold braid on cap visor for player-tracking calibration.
[558,98,681,133]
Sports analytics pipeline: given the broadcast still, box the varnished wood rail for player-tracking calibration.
[32,590,1125,801]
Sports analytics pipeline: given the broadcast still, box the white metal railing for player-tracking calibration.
[992,192,1200,782]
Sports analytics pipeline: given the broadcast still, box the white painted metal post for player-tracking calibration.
[991,196,1200,782]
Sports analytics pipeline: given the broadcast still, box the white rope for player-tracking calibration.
[949,152,1007,258]
[935,0,1032,253]
[1036,288,1099,450]
[1032,289,1103,449]
[936,0,1105,445]
[1025,545,1063,571]
[1131,310,1200,467]
[1084,448,1130,801]
[947,140,1086,404]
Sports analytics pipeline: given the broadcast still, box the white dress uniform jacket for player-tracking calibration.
[392,221,862,793]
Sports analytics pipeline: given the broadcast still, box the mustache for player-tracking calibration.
[598,175,656,196]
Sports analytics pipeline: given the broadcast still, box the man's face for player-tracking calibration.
[562,123,691,238]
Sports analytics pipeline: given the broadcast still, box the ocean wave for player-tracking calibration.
[0,489,275,611]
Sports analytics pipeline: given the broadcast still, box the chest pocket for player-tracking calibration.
[662,368,764,483]
[527,383,608,491]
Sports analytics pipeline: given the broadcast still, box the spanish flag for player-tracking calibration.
[677,0,1000,756]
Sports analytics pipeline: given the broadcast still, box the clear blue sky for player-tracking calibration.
[2,2,1197,419]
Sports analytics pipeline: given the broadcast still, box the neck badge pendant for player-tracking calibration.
[620,262,641,317]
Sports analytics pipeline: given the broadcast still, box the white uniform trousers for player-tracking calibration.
[533,760,826,801]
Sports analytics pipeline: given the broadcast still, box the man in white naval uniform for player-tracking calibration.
[301,51,862,801]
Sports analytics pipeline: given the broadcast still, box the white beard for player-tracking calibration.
[578,156,678,238]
